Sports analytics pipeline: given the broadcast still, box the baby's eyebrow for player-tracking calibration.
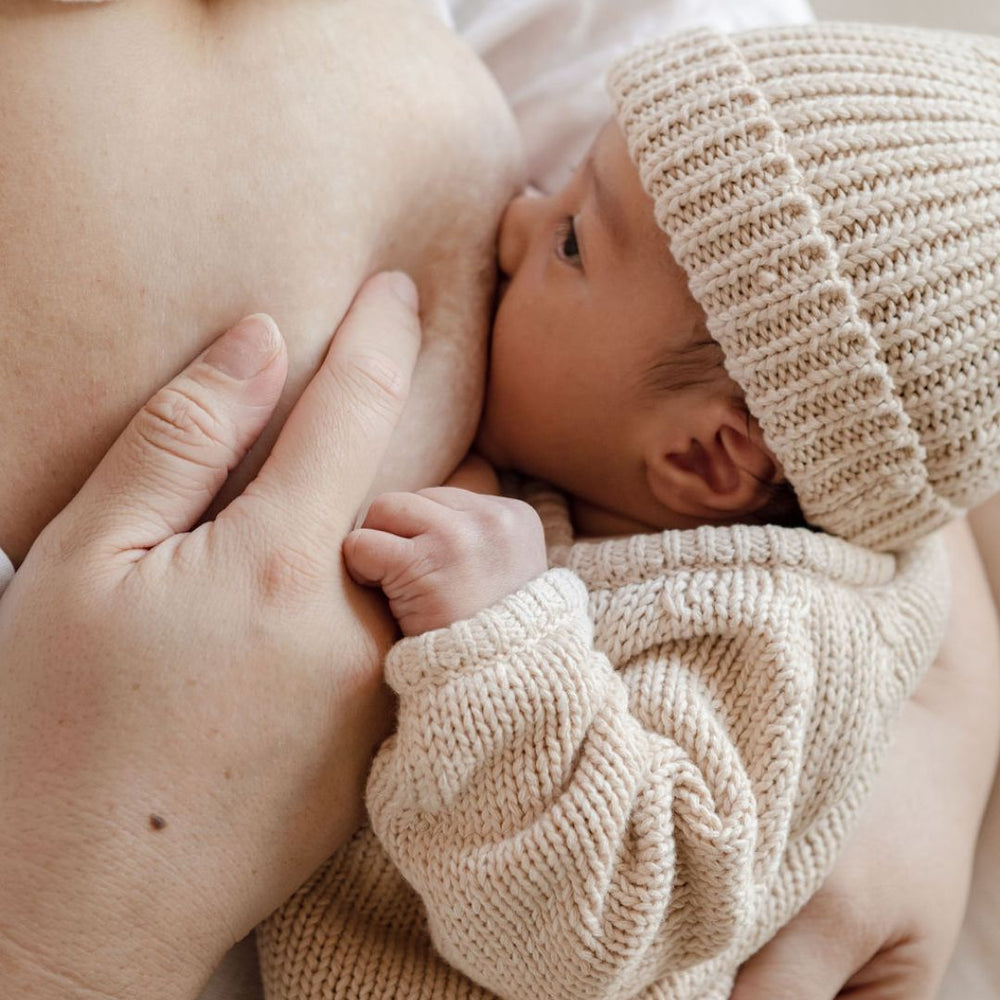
[584,154,627,250]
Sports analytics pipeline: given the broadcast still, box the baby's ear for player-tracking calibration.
[644,397,779,521]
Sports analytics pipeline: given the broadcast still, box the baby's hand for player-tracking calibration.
[344,488,548,636]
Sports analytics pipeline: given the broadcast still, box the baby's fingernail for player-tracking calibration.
[383,271,419,311]
[205,314,281,380]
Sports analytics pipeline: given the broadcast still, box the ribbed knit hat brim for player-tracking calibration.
[609,24,1000,550]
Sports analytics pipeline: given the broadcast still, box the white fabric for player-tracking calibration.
[0,546,12,596]
[444,0,813,192]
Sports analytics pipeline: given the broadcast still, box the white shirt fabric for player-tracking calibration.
[439,0,813,192]
[0,547,12,596]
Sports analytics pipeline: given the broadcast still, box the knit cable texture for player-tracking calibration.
[257,486,948,1000]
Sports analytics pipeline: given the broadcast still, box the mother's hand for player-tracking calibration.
[732,519,1000,1000]
[0,273,420,1000]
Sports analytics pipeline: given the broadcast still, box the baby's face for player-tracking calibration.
[476,120,706,528]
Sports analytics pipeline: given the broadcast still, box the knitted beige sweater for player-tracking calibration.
[258,486,948,1000]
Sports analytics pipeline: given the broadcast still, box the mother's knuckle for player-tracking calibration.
[338,350,407,413]
[137,385,223,460]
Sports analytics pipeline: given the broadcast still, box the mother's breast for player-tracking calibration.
[0,0,522,561]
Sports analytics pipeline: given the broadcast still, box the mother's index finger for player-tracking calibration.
[248,272,422,552]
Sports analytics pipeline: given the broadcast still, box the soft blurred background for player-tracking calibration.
[813,0,999,34]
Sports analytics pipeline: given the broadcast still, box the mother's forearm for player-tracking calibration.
[924,518,1000,827]
[969,494,1000,612]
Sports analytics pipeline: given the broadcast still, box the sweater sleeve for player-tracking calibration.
[366,568,775,1000]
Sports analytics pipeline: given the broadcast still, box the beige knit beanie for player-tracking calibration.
[609,23,1000,551]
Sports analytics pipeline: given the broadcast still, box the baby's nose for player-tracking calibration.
[497,187,545,277]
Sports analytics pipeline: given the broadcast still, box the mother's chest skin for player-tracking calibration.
[0,0,523,562]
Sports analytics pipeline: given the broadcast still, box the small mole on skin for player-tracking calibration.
[149,814,167,832]
[223,768,232,780]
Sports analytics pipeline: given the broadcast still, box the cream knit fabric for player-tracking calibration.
[258,486,947,1000]
[610,23,1000,551]
[257,21,999,999]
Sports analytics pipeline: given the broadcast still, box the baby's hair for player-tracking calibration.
[641,321,732,400]
[745,447,807,530]
[642,320,806,530]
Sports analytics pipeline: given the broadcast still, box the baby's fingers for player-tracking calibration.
[343,528,414,589]
[362,491,452,537]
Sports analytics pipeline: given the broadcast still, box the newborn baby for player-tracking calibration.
[261,22,1000,1000]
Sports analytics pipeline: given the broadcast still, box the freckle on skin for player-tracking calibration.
[149,814,167,831]
[224,768,232,780]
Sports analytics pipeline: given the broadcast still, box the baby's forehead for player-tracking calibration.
[593,123,694,279]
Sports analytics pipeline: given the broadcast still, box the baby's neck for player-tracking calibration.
[568,493,752,540]
[569,496,664,539]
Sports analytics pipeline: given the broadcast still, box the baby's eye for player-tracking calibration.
[555,216,582,268]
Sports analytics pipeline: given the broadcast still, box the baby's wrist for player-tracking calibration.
[386,568,589,693]
[395,565,546,636]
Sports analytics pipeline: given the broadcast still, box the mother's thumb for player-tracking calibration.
[61,314,287,556]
